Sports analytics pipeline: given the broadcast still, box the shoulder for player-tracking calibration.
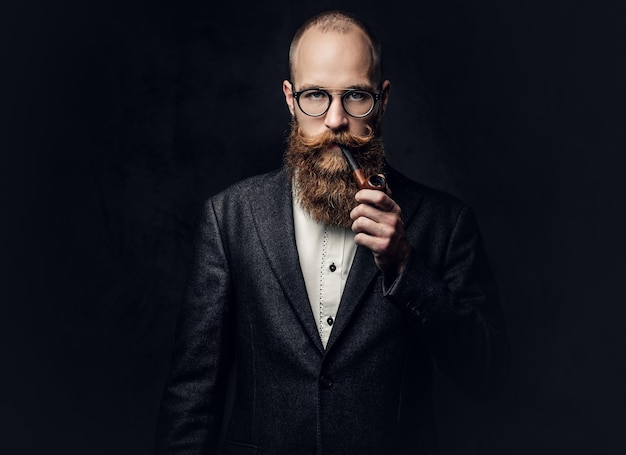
[208,168,289,207]
[386,167,486,264]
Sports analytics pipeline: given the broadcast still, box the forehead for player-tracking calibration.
[292,27,375,89]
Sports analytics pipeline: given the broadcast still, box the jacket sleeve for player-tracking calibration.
[154,198,235,455]
[384,205,509,398]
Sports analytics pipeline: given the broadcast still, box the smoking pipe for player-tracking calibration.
[338,144,389,194]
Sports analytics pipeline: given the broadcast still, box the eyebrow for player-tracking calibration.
[297,84,375,92]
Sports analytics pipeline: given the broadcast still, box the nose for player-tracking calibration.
[324,96,349,131]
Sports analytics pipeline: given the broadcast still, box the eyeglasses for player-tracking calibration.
[292,86,381,118]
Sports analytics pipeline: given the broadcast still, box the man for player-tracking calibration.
[155,10,508,455]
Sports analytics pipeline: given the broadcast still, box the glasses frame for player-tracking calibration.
[291,85,382,118]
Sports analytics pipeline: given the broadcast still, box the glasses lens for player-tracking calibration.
[298,90,331,116]
[343,90,375,117]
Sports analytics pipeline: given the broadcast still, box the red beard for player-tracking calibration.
[284,121,386,228]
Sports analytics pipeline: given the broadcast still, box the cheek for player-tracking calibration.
[351,120,372,136]
[295,113,324,136]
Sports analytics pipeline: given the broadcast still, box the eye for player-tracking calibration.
[346,90,367,101]
[302,90,328,101]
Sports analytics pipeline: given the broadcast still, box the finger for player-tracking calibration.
[351,215,394,239]
[354,189,399,213]
[350,203,375,222]
[353,231,393,255]
[350,204,405,232]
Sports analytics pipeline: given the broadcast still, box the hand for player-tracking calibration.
[350,188,410,277]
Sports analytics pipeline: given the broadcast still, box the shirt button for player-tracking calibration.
[329,263,336,272]
[327,317,334,326]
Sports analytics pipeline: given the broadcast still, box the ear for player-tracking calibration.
[380,80,391,114]
[283,80,295,116]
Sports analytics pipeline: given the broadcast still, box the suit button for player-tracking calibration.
[319,375,333,388]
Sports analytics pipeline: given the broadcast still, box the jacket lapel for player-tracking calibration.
[248,169,325,353]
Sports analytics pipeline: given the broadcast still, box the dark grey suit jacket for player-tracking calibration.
[154,166,508,455]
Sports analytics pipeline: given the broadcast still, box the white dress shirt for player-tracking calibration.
[292,195,357,348]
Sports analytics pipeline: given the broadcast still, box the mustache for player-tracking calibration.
[291,123,376,151]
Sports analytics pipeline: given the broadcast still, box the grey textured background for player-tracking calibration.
[2,0,625,454]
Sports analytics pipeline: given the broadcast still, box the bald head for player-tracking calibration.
[288,10,383,87]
